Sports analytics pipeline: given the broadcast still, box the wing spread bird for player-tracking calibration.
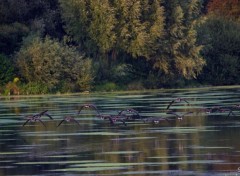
[77,104,100,115]
[57,116,80,127]
[39,110,54,120]
[22,116,46,127]
[118,108,142,120]
[166,98,189,110]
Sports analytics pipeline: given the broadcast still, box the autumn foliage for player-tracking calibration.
[207,0,240,20]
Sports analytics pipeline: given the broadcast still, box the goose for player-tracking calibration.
[22,116,46,127]
[57,116,80,127]
[118,108,142,120]
[77,104,100,115]
[166,98,189,110]
[22,110,53,127]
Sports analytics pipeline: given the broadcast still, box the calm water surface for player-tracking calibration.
[1,87,240,176]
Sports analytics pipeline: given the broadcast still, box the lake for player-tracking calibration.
[0,87,240,175]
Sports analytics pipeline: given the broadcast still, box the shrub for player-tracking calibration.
[15,35,93,93]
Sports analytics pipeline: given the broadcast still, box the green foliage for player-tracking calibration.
[153,0,205,79]
[197,16,240,85]
[19,82,49,95]
[15,35,93,92]
[0,54,15,85]
[60,0,165,58]
[94,82,120,92]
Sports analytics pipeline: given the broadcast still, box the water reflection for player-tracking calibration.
[0,88,240,175]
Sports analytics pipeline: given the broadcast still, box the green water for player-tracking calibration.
[0,87,240,175]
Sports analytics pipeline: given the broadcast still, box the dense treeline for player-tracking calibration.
[0,0,240,95]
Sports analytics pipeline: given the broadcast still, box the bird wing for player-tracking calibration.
[39,110,48,116]
[57,120,65,127]
[22,119,30,126]
[89,104,100,114]
[182,99,190,105]
[44,113,54,120]
[166,100,175,110]
[77,106,84,115]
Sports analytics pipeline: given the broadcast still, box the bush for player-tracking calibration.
[0,54,15,86]
[94,82,121,92]
[15,34,93,93]
[19,82,48,95]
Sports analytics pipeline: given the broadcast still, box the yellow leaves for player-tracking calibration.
[153,58,169,74]
[175,56,206,79]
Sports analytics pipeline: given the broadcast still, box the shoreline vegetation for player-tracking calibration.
[0,1,240,96]
[1,85,240,98]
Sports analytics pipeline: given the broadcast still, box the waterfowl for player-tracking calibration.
[22,116,46,127]
[57,116,80,127]
[166,98,189,110]
[166,111,193,120]
[77,104,100,115]
[22,110,53,127]
[118,108,142,120]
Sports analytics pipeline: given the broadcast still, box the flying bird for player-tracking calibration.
[118,108,142,120]
[22,116,46,127]
[77,104,100,115]
[57,116,80,127]
[22,110,53,127]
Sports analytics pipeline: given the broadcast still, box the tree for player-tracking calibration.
[0,54,15,85]
[15,35,93,92]
[197,16,240,85]
[59,0,165,58]
[0,0,64,54]
[152,0,205,79]
[207,0,240,21]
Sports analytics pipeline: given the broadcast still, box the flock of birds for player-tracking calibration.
[22,98,240,127]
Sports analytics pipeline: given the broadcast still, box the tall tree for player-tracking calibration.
[60,0,165,58]
[152,0,205,79]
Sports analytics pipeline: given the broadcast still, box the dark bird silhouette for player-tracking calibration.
[166,98,189,110]
[118,108,142,120]
[22,110,53,127]
[22,116,46,127]
[166,111,193,120]
[77,104,100,115]
[38,110,54,120]
[57,116,80,127]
